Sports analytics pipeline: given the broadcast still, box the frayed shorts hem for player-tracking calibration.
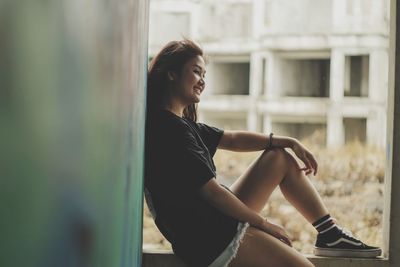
[208,222,249,267]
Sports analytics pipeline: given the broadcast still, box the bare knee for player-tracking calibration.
[267,148,301,172]
[261,148,287,166]
[261,148,299,175]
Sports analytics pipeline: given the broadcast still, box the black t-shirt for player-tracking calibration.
[144,110,239,267]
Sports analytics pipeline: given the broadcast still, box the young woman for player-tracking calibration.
[144,39,381,267]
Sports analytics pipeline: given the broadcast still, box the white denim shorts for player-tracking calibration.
[208,222,249,267]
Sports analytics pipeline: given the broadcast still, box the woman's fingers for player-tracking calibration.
[302,156,312,174]
[299,151,318,176]
[280,235,292,247]
[272,231,292,246]
[293,142,318,176]
[264,221,292,247]
[311,154,318,175]
[279,232,292,247]
[307,152,318,175]
[300,167,312,175]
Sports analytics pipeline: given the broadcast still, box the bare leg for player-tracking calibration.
[229,227,314,267]
[229,148,328,223]
[226,148,324,267]
[279,149,329,223]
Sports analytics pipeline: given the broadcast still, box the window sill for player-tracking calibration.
[142,249,389,267]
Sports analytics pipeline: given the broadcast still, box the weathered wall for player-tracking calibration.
[263,0,332,34]
[199,1,252,41]
[149,10,190,45]
[0,0,148,266]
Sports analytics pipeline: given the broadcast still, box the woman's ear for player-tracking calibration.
[167,71,177,81]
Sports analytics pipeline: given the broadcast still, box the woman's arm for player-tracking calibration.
[218,130,296,152]
[199,178,292,246]
[218,130,318,175]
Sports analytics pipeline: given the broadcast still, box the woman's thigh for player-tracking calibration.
[229,148,291,212]
[229,227,314,267]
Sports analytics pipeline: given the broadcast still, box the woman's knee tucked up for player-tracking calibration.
[261,148,288,168]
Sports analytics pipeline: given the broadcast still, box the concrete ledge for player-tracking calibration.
[306,255,388,267]
[142,250,389,267]
[143,250,186,267]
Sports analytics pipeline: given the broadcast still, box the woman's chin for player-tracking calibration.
[192,96,201,103]
[185,95,201,104]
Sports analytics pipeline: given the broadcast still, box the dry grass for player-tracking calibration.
[143,141,385,253]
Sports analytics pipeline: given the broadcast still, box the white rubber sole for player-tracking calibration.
[314,247,382,258]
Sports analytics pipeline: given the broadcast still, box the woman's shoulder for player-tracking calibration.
[147,110,194,137]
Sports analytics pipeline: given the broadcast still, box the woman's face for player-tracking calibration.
[172,55,206,105]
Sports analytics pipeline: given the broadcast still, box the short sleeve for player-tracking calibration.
[194,123,224,157]
[176,130,217,191]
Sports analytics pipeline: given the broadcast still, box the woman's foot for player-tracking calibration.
[313,226,381,258]
[312,214,381,258]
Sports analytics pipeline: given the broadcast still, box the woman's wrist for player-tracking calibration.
[253,215,267,230]
[287,137,299,148]
[259,219,272,233]
[271,136,298,149]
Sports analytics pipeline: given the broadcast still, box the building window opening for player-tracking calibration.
[344,55,369,97]
[208,62,250,95]
[344,118,367,144]
[280,59,330,97]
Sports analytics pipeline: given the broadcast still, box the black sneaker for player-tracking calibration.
[314,227,382,258]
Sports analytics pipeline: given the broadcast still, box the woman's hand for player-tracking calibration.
[291,139,318,175]
[259,220,292,247]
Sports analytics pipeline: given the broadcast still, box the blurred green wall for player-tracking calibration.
[0,0,148,266]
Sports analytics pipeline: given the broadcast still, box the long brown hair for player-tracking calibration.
[147,39,205,122]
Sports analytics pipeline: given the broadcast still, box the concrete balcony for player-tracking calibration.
[258,97,331,117]
[200,95,251,112]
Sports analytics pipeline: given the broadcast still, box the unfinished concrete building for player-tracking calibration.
[148,0,390,147]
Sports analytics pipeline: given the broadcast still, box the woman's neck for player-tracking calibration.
[163,99,185,118]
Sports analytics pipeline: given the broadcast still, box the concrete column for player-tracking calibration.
[327,109,344,147]
[265,52,279,99]
[366,111,377,147]
[249,52,263,97]
[247,110,258,132]
[263,115,273,133]
[378,108,387,148]
[328,49,345,147]
[367,108,386,147]
[248,52,263,132]
[383,2,400,263]
[370,50,389,102]
[330,49,345,101]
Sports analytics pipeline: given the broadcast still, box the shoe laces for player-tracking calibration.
[329,217,353,237]
[337,226,358,240]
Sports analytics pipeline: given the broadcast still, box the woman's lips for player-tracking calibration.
[194,87,202,95]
